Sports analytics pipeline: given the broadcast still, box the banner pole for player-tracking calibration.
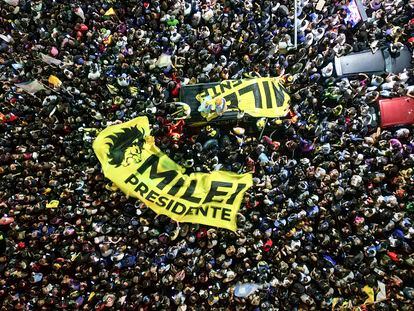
[294,0,298,49]
[259,118,268,140]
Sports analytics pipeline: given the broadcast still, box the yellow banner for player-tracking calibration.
[93,117,252,231]
[195,77,290,121]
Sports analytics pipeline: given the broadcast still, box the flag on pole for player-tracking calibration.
[15,80,45,95]
[41,53,62,66]
[104,8,116,16]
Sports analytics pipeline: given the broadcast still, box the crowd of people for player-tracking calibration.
[1,0,414,309]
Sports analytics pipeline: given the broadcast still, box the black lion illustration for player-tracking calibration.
[106,126,145,167]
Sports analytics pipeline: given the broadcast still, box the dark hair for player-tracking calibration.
[106,126,145,167]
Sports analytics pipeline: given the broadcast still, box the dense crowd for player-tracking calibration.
[1,0,414,310]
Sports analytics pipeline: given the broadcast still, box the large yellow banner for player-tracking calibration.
[93,117,252,231]
[195,77,290,121]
